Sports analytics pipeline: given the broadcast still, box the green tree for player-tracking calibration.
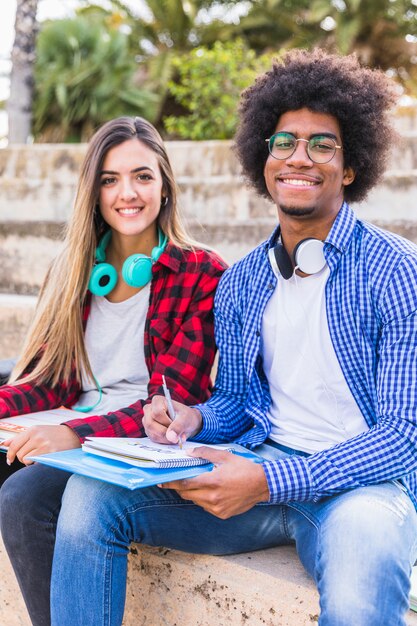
[33,14,157,142]
[75,1,245,123]
[230,0,417,92]
[164,40,273,139]
[300,0,417,81]
[199,0,311,52]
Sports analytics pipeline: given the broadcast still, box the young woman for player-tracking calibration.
[0,116,226,626]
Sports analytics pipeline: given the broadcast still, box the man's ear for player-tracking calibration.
[343,166,355,187]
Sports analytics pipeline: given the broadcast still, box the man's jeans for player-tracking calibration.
[1,445,417,626]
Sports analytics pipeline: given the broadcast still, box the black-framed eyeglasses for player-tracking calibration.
[265,132,342,164]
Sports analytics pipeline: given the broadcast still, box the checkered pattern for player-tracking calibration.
[0,244,226,441]
[195,203,417,508]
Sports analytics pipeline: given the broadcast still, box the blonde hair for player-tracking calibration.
[11,116,201,387]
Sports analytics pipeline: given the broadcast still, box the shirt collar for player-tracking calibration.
[324,202,356,253]
[265,201,356,254]
[156,241,182,273]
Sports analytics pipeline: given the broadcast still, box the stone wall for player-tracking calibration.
[1,136,417,356]
[1,136,417,295]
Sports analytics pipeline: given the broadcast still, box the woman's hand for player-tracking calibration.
[143,395,203,445]
[4,425,81,466]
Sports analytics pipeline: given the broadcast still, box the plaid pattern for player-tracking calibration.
[195,203,417,508]
[0,244,226,441]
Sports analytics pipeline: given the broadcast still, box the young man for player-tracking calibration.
[5,50,417,626]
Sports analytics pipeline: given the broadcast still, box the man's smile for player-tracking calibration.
[275,174,321,188]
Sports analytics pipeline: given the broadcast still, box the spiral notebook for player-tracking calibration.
[28,443,262,490]
[82,436,237,468]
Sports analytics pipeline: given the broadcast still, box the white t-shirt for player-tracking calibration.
[261,266,368,453]
[76,285,151,414]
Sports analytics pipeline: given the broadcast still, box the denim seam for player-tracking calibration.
[286,502,321,531]
[117,497,197,524]
[47,502,64,553]
[281,506,293,541]
[104,540,114,626]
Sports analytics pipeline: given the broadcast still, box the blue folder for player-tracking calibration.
[28,446,262,490]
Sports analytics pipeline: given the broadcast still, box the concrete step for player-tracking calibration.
[1,142,417,226]
[0,220,278,295]
[1,534,416,625]
[0,294,37,359]
[2,140,417,295]
[2,214,417,296]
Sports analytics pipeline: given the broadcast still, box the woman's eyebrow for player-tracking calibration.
[99,166,155,175]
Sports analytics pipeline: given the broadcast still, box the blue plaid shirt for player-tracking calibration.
[195,203,417,507]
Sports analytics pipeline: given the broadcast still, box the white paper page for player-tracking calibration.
[84,436,235,462]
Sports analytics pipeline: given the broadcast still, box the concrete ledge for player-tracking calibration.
[2,534,417,625]
[0,294,37,359]
[0,535,31,626]
[2,217,417,297]
[125,544,319,625]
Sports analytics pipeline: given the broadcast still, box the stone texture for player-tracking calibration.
[1,533,417,626]
[0,535,31,626]
[1,142,417,226]
[0,294,37,358]
[1,140,417,295]
[124,545,319,626]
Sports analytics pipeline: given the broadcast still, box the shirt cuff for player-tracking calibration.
[262,456,315,503]
[191,403,221,442]
[0,398,11,418]
[61,419,89,442]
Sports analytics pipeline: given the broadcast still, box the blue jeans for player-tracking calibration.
[0,463,71,626]
[49,445,417,626]
[1,448,417,626]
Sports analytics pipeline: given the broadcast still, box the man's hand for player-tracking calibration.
[159,447,270,519]
[4,425,81,466]
[143,395,203,445]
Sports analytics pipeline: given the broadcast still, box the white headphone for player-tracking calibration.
[269,237,326,279]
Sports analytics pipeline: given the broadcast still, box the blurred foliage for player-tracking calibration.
[164,40,274,139]
[74,1,244,125]
[32,1,247,140]
[29,0,417,141]
[228,0,417,91]
[33,13,158,141]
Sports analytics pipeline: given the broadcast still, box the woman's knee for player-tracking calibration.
[0,465,70,543]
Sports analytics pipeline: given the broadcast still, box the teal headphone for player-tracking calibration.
[88,228,168,296]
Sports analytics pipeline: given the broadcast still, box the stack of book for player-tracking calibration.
[81,437,234,468]
[0,410,262,490]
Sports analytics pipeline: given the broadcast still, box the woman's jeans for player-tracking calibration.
[1,445,417,626]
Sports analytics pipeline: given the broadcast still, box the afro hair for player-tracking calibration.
[234,48,399,203]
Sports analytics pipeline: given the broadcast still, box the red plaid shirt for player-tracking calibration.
[0,244,227,441]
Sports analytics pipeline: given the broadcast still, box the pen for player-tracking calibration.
[162,375,182,449]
